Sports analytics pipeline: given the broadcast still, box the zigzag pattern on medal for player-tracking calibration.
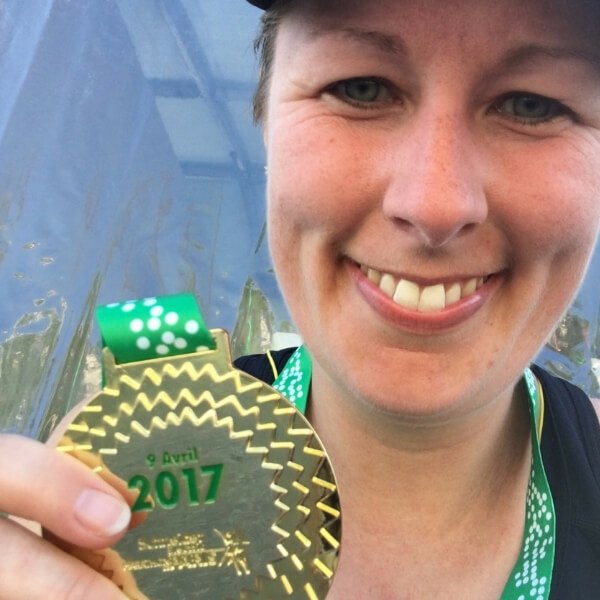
[57,356,340,599]
[212,378,341,597]
[57,401,264,600]
[241,405,340,600]
[71,397,340,599]
[94,403,334,600]
[59,360,264,452]
[78,389,262,450]
[60,401,276,600]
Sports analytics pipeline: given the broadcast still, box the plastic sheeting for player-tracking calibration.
[0,0,599,440]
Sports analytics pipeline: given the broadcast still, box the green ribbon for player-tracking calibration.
[94,293,556,599]
[273,347,556,600]
[96,293,215,366]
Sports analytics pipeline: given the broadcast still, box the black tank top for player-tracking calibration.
[235,351,600,598]
[531,365,600,599]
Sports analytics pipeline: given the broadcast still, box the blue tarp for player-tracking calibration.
[0,0,598,438]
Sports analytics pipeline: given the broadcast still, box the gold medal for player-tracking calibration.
[55,295,340,599]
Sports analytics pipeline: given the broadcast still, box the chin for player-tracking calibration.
[319,347,497,424]
[357,383,480,422]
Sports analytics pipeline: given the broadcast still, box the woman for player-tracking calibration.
[1,0,599,598]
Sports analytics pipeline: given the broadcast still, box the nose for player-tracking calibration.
[381,110,488,248]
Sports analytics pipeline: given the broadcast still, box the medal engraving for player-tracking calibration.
[56,330,340,599]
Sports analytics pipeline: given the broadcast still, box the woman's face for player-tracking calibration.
[264,0,600,417]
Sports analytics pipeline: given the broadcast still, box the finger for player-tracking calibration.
[0,517,127,600]
[0,434,131,549]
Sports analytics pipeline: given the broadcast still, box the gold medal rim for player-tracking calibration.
[56,333,341,600]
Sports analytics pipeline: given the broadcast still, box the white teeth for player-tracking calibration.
[445,282,461,305]
[418,283,446,312]
[367,268,382,285]
[393,279,420,310]
[461,277,477,298]
[379,273,396,297]
[363,265,487,312]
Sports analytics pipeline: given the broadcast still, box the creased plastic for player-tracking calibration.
[0,0,598,439]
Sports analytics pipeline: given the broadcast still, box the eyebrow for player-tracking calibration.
[498,44,600,74]
[305,25,600,77]
[307,25,407,56]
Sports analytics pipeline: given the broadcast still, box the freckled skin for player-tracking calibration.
[264,4,600,592]
[265,0,600,421]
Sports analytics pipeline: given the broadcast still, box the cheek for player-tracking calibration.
[266,117,377,236]
[492,138,600,266]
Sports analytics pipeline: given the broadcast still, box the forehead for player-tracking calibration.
[276,0,600,57]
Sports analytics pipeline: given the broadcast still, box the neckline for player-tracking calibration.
[272,346,556,600]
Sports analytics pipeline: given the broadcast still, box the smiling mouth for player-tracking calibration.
[359,264,491,312]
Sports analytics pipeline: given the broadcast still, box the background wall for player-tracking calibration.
[0,0,598,440]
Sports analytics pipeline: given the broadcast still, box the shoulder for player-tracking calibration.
[533,367,600,594]
[531,364,600,433]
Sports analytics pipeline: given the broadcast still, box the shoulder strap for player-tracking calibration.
[531,364,600,599]
[533,365,600,485]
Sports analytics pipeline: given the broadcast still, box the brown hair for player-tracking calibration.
[252,0,294,124]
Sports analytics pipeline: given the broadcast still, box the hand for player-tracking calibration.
[0,434,131,599]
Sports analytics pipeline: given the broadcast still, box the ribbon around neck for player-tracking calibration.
[273,347,556,600]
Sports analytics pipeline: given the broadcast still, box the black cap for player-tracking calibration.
[247,0,278,8]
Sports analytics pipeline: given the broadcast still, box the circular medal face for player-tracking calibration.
[56,331,341,599]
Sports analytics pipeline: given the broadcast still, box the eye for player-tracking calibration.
[327,77,393,105]
[492,92,572,124]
